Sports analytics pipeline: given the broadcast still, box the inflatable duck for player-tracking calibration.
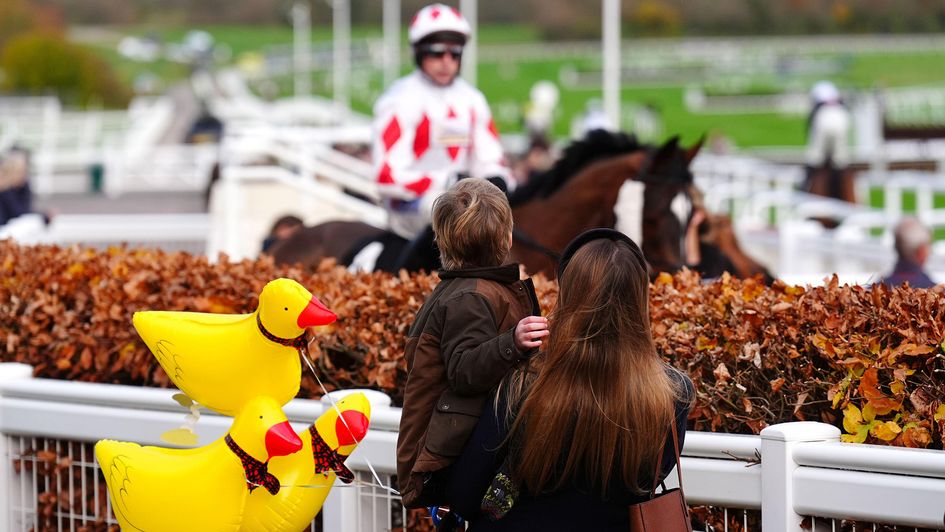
[240,393,372,532]
[95,395,304,532]
[133,278,336,415]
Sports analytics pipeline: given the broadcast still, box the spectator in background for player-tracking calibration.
[683,185,774,283]
[512,135,553,186]
[0,146,34,226]
[572,99,613,138]
[261,214,304,254]
[880,217,937,288]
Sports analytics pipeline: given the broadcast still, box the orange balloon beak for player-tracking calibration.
[265,421,303,457]
[297,296,337,328]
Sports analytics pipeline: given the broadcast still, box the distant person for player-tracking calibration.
[803,81,853,202]
[573,99,613,138]
[683,185,773,283]
[523,80,559,139]
[372,3,511,245]
[0,146,34,226]
[261,215,304,254]
[512,135,553,185]
[880,217,937,288]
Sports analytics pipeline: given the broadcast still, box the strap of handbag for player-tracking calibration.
[649,421,686,501]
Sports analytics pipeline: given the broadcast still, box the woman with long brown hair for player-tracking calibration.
[445,229,694,531]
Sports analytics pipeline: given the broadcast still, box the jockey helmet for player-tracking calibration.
[409,4,471,46]
[810,81,840,104]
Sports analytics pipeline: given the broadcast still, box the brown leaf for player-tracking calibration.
[900,426,932,448]
[794,392,809,416]
[713,363,731,385]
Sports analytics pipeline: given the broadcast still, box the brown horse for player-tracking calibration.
[270,131,702,277]
[510,133,701,277]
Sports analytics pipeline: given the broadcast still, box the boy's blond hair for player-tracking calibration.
[432,179,513,270]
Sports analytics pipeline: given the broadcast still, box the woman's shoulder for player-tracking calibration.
[664,365,694,403]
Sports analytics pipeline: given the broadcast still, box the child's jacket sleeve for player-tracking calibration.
[439,292,526,396]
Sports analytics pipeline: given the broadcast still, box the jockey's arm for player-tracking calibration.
[467,93,512,189]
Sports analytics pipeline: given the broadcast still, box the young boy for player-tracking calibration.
[396,178,549,509]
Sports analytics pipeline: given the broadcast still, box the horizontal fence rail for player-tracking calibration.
[0,364,942,531]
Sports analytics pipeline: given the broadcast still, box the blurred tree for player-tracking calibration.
[1,32,131,108]
[21,0,945,36]
[629,0,682,36]
[0,0,38,48]
[39,0,136,25]
[526,0,600,39]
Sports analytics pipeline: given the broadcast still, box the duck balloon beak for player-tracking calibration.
[265,421,303,457]
[297,296,337,328]
[336,409,370,447]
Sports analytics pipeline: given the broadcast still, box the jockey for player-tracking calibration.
[372,3,511,241]
[805,80,851,171]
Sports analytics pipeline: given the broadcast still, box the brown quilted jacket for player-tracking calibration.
[396,263,540,508]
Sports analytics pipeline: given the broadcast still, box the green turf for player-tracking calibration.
[81,44,189,91]
[79,24,945,148]
[843,52,945,88]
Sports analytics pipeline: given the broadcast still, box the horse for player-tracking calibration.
[509,132,700,277]
[269,130,702,278]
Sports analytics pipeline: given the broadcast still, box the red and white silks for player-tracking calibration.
[372,71,510,239]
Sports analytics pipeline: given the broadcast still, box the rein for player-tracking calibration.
[512,227,560,263]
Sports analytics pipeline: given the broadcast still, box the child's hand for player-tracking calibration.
[514,316,549,351]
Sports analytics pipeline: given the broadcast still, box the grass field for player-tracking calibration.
[79,25,945,149]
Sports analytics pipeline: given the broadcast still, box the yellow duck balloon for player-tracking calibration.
[133,278,336,416]
[95,395,304,532]
[240,393,373,532]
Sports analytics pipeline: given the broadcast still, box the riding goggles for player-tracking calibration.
[418,43,464,59]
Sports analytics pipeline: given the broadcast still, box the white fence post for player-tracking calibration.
[760,422,840,532]
[0,363,34,531]
[323,485,361,532]
[321,389,396,532]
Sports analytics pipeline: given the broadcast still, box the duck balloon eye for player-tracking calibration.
[284,307,288,311]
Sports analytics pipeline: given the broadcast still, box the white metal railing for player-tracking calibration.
[206,122,384,260]
[692,152,945,278]
[0,363,943,531]
[102,143,219,196]
[1,213,210,256]
[0,96,177,196]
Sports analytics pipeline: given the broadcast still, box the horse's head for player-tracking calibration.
[636,135,702,196]
[639,135,703,276]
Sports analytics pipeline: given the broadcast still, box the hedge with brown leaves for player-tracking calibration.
[1,241,944,450]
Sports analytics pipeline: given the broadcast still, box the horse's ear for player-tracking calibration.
[661,135,680,151]
[685,135,705,164]
[650,135,680,166]
[636,135,678,180]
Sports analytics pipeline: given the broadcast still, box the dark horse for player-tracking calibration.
[269,130,701,278]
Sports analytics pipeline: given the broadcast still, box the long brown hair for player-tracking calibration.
[510,237,684,496]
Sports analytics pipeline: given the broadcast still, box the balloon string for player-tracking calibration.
[248,477,400,493]
[301,339,400,498]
